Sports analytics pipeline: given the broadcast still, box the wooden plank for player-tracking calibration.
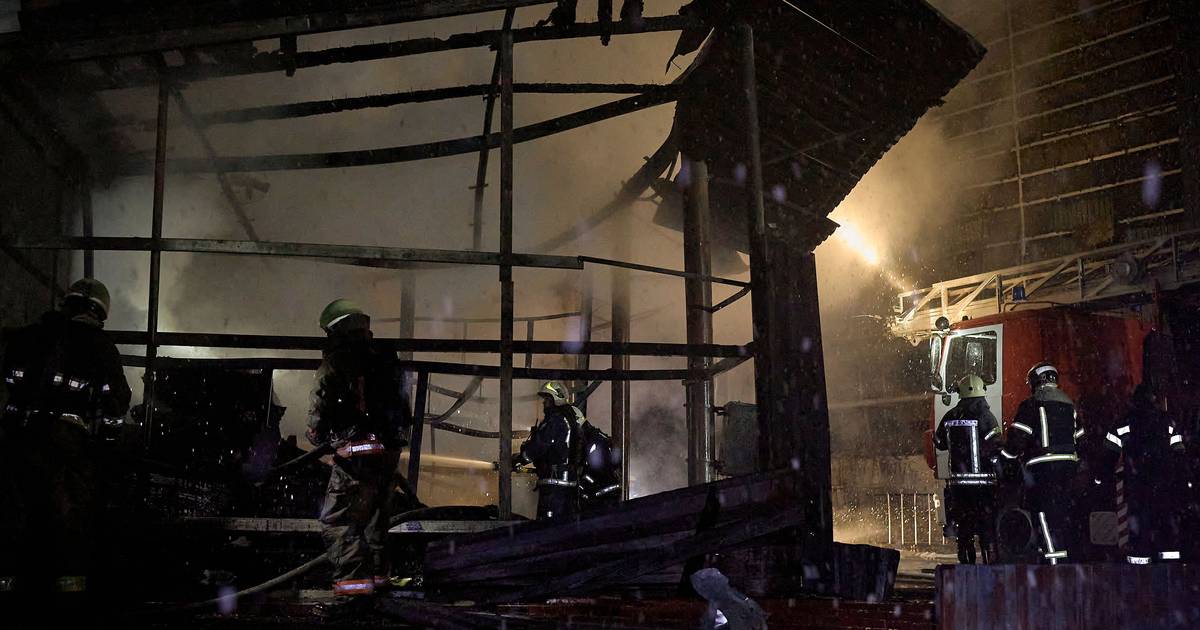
[424,470,801,572]
[473,505,806,604]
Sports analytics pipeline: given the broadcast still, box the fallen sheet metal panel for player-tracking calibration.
[936,563,1200,629]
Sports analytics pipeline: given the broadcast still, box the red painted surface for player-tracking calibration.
[924,308,1150,469]
[960,308,1148,430]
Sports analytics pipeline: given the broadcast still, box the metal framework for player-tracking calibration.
[4,4,761,517]
[892,227,1200,338]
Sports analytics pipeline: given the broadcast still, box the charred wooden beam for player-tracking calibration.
[112,83,678,129]
[169,88,260,240]
[30,0,557,63]
[471,9,515,252]
[114,88,678,174]
[77,15,693,89]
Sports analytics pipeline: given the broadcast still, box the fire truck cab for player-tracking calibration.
[925,308,1149,478]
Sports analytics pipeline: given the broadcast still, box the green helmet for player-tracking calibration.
[319,298,369,333]
[956,374,987,399]
[538,381,571,407]
[64,278,111,320]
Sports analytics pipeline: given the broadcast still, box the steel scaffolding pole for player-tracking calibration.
[682,157,715,485]
[497,28,515,519]
[143,75,169,446]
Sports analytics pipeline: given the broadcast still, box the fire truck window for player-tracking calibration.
[945,332,997,387]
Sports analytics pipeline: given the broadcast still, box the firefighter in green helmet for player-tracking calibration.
[307,299,409,618]
[0,278,132,619]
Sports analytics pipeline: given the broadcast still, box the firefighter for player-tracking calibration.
[0,278,132,614]
[934,374,1001,564]
[1002,362,1082,565]
[1104,384,1187,563]
[307,299,408,617]
[515,381,582,520]
[578,416,621,511]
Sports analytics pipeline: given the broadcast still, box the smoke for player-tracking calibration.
[80,3,709,492]
[74,2,1002,521]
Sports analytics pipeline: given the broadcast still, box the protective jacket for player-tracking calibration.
[2,310,131,430]
[1105,393,1187,563]
[934,397,1001,486]
[307,333,407,598]
[1004,385,1082,467]
[306,335,408,452]
[1006,385,1081,564]
[518,404,582,487]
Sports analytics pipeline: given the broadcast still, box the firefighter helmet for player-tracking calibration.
[1027,362,1059,392]
[319,299,370,333]
[956,374,987,399]
[537,381,571,407]
[64,278,111,320]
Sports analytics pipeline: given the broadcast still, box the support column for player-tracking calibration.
[80,170,94,279]
[143,76,169,447]
[472,8,517,250]
[739,22,832,551]
[610,266,631,500]
[682,157,715,485]
[575,270,594,415]
[497,28,515,519]
[407,371,429,495]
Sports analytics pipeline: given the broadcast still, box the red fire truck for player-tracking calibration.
[892,230,1200,559]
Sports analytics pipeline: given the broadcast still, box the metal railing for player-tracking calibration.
[892,228,1200,338]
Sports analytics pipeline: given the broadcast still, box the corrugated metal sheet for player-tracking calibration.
[670,0,985,252]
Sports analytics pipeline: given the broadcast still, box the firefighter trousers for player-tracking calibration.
[0,419,100,592]
[946,484,997,564]
[319,450,399,595]
[1024,461,1077,564]
[536,484,578,521]
[1125,485,1184,563]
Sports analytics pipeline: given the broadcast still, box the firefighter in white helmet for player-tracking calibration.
[1003,362,1082,565]
[934,374,1001,564]
[514,381,583,520]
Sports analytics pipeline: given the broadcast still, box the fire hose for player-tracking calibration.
[143,506,504,615]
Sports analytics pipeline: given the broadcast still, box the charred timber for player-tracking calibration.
[115,83,681,129]
[114,88,678,174]
[71,15,694,89]
[29,0,557,63]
